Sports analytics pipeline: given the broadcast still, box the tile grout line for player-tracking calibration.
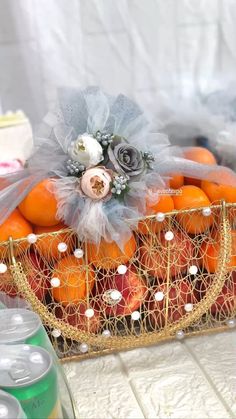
[182,341,235,418]
[116,353,147,419]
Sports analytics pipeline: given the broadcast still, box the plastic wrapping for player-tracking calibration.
[1,87,236,247]
[0,292,31,310]
[154,86,236,171]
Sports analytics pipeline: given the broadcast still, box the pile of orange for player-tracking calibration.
[0,179,58,246]
[0,179,92,305]
[136,146,236,281]
[136,147,236,236]
[0,178,139,306]
[0,179,73,258]
[0,146,236,313]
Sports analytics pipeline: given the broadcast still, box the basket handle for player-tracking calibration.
[9,201,231,351]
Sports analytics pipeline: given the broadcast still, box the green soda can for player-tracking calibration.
[0,309,52,352]
[0,390,26,419]
[0,344,63,419]
[0,309,77,419]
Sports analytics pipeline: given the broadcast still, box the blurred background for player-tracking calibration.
[0,0,236,125]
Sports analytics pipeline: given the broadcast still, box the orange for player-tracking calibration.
[34,223,72,260]
[173,185,213,234]
[184,147,217,186]
[201,179,236,204]
[0,209,33,256]
[138,195,174,235]
[184,147,217,165]
[18,179,59,227]
[146,194,174,214]
[169,173,184,189]
[201,230,236,273]
[52,255,95,306]
[87,235,137,270]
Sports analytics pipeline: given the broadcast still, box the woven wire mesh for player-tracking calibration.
[0,203,235,360]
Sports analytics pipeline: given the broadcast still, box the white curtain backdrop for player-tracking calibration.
[0,0,236,124]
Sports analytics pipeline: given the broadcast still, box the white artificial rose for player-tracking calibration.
[68,133,103,168]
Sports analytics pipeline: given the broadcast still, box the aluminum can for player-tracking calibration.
[0,308,52,352]
[0,344,63,419]
[0,390,26,419]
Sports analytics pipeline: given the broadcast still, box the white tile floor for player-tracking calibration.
[64,330,236,419]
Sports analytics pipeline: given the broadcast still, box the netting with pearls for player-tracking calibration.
[0,201,236,361]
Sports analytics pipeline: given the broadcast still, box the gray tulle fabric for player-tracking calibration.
[1,86,236,248]
[153,89,236,171]
[153,92,225,146]
[204,85,236,170]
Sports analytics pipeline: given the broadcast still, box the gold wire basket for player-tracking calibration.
[1,200,236,362]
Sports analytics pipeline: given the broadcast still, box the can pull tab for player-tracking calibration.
[9,361,30,383]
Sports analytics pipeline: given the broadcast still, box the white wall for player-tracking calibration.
[0,0,236,124]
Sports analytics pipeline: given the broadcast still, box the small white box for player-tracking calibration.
[0,112,33,162]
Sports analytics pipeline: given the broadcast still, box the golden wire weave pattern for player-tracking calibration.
[1,202,236,361]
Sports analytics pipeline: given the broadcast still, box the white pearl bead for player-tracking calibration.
[27,233,37,244]
[184,303,193,312]
[202,207,212,217]
[52,329,61,338]
[154,291,164,301]
[57,242,68,252]
[117,265,127,275]
[0,263,7,274]
[164,231,174,241]
[227,319,236,328]
[176,330,185,340]
[74,248,84,258]
[79,343,88,353]
[110,290,122,301]
[85,308,94,318]
[50,277,60,287]
[131,311,141,321]
[189,265,198,275]
[156,212,165,222]
[102,330,111,337]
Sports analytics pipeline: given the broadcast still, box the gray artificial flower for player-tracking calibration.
[108,137,145,177]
